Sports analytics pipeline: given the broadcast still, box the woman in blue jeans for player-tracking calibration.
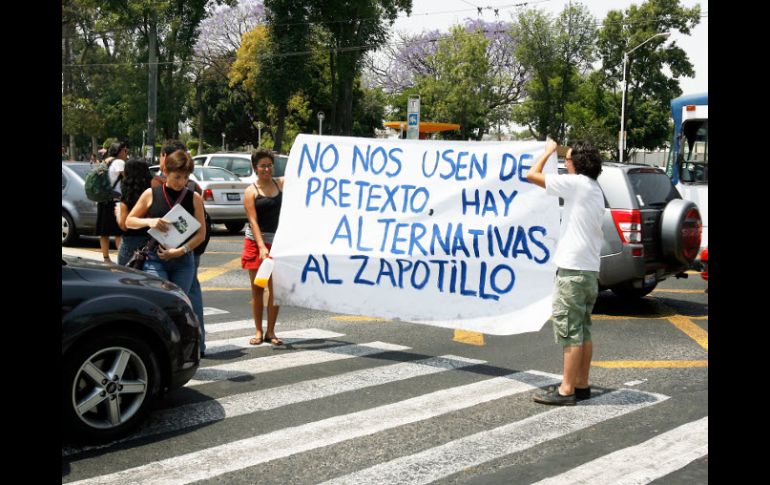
[126,151,206,294]
[116,158,153,265]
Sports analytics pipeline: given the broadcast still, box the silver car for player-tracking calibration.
[192,152,289,183]
[62,161,98,246]
[150,165,251,234]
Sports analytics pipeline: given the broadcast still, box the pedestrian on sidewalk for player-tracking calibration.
[526,138,604,406]
[96,140,127,263]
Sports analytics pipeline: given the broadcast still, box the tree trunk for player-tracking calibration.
[329,49,337,135]
[273,103,287,154]
[92,136,98,156]
[342,74,353,135]
[197,84,205,155]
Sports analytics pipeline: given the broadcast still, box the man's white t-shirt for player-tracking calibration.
[108,158,125,195]
[545,173,605,272]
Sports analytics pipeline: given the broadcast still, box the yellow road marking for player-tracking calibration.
[592,315,668,320]
[332,316,391,322]
[593,360,708,368]
[453,330,485,346]
[198,257,242,283]
[667,315,709,350]
[202,287,251,291]
[652,289,706,294]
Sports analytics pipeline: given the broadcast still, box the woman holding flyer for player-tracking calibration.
[126,150,206,294]
[242,149,285,346]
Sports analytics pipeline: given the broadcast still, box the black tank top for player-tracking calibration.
[148,185,195,219]
[254,179,282,233]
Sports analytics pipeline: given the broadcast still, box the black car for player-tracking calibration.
[559,162,702,298]
[62,256,200,443]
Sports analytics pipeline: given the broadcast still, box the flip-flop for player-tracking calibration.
[249,336,263,345]
[265,335,283,346]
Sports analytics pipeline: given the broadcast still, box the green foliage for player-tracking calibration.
[510,3,597,142]
[415,26,490,140]
[596,0,701,158]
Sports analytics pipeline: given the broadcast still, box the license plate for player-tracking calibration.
[226,193,240,201]
[644,274,656,287]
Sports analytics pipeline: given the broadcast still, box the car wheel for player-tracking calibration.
[225,221,245,234]
[62,210,78,246]
[62,333,161,443]
[610,283,656,299]
[660,199,702,266]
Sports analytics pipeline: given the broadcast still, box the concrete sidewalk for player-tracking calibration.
[61,246,117,262]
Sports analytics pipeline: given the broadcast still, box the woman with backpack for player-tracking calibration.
[95,141,127,263]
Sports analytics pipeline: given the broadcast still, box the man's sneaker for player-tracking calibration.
[576,386,591,401]
[533,386,576,406]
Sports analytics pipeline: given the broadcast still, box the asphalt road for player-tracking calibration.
[62,227,708,484]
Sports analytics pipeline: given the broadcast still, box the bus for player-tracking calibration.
[665,92,707,271]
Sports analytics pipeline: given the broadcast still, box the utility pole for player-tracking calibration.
[146,12,158,163]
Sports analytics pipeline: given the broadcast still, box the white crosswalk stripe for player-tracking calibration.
[202,307,229,316]
[321,389,670,485]
[204,328,344,355]
[205,318,282,334]
[62,354,483,457]
[532,416,708,485]
[67,370,563,485]
[62,318,706,485]
[188,341,409,386]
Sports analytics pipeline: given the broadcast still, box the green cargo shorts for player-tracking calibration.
[551,268,599,346]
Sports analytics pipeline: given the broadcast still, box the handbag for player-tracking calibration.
[126,187,188,270]
[126,245,148,270]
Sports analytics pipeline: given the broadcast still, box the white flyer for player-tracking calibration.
[148,203,201,249]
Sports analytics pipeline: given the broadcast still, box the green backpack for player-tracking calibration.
[84,161,120,202]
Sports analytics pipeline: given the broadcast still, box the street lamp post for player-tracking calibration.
[317,111,325,135]
[221,132,226,151]
[256,121,264,147]
[619,31,670,163]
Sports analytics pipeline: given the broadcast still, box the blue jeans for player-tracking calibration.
[118,234,150,266]
[142,250,195,294]
[189,253,205,353]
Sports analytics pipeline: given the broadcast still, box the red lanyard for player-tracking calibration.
[162,185,175,209]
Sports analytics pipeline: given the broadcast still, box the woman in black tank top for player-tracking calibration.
[126,151,207,296]
[242,149,285,346]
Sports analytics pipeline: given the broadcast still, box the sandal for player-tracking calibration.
[265,334,283,346]
[249,335,263,345]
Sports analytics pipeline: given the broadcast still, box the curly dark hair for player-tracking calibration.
[570,140,603,180]
[120,158,152,207]
[251,148,274,168]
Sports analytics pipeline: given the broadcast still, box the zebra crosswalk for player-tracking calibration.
[62,319,708,484]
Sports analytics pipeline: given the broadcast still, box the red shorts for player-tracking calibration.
[241,239,271,270]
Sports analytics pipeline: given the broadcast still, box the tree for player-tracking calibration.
[510,3,596,142]
[376,20,527,140]
[308,0,412,135]
[597,0,701,159]
[262,0,312,152]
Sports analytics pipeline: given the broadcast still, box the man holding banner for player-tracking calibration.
[526,139,604,406]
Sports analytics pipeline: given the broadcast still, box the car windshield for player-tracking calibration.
[194,167,240,181]
[65,163,92,180]
[627,169,680,206]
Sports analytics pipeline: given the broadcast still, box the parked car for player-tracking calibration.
[192,152,288,183]
[558,162,702,298]
[62,161,98,246]
[150,165,251,234]
[62,255,200,443]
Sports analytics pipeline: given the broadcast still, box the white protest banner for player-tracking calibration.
[270,135,559,335]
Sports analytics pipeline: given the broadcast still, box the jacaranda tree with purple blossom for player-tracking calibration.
[377,19,527,140]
